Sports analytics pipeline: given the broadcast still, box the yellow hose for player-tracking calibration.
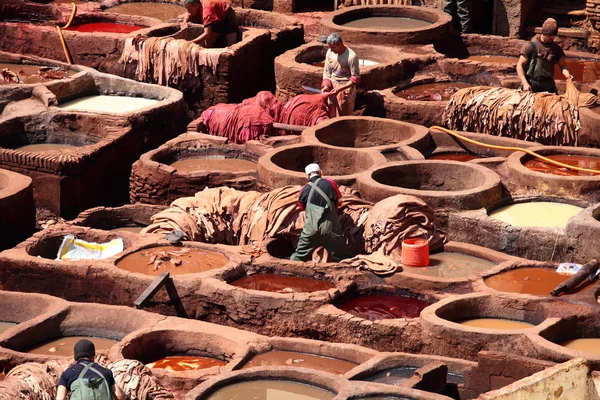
[430,126,600,175]
[56,2,77,64]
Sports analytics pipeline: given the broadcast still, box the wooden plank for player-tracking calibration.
[134,272,170,309]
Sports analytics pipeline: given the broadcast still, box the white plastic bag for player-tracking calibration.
[56,235,124,261]
[556,263,582,275]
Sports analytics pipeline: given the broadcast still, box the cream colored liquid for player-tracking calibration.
[170,158,257,173]
[0,322,16,334]
[59,95,159,113]
[489,202,583,228]
[110,227,144,233]
[459,318,535,330]
[404,252,496,278]
[206,380,336,400]
[16,144,78,152]
[560,338,600,355]
[27,336,118,356]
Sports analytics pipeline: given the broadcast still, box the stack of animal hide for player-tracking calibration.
[119,37,222,86]
[444,86,581,146]
[142,186,446,261]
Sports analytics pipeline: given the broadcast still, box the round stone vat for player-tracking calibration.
[131,136,260,205]
[115,243,234,277]
[71,204,167,233]
[25,229,132,261]
[0,169,35,250]
[482,263,582,297]
[533,318,600,368]
[301,116,430,153]
[186,367,347,399]
[507,146,600,202]
[392,242,517,293]
[240,337,376,376]
[334,289,432,321]
[275,41,406,101]
[348,352,476,398]
[119,329,248,393]
[235,8,304,56]
[369,72,505,127]
[357,160,503,209]
[258,143,386,188]
[564,203,600,263]
[419,293,554,361]
[0,302,159,363]
[62,12,157,34]
[0,291,67,340]
[102,2,186,22]
[320,6,452,46]
[487,198,585,229]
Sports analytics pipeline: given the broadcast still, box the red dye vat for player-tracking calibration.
[524,154,600,177]
[338,294,430,320]
[66,22,146,34]
[229,274,335,293]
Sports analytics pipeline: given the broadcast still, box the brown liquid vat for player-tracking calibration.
[357,160,502,209]
[533,318,600,368]
[320,6,452,46]
[301,116,430,153]
[507,146,600,203]
[419,292,557,361]
[116,245,230,276]
[119,329,248,392]
[258,143,387,189]
[131,134,260,205]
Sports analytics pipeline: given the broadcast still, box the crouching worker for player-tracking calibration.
[185,0,239,48]
[290,163,352,262]
[57,339,126,400]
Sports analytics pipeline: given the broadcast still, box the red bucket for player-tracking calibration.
[401,238,430,267]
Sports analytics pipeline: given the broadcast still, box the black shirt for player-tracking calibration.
[297,176,341,210]
[58,360,115,391]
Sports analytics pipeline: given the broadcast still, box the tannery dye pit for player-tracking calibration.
[146,355,227,371]
[0,63,72,84]
[205,380,336,400]
[489,202,583,228]
[403,252,496,278]
[395,82,474,101]
[105,3,186,21]
[337,294,430,320]
[483,267,571,296]
[229,274,335,293]
[459,318,535,330]
[116,246,229,276]
[241,350,357,375]
[523,155,600,177]
[26,336,118,356]
[342,17,431,30]
[65,22,146,34]
[58,95,160,113]
[170,158,257,173]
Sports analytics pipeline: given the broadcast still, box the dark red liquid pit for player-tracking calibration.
[523,154,600,177]
[65,22,146,34]
[427,153,481,162]
[229,274,335,293]
[337,294,430,320]
[395,82,474,101]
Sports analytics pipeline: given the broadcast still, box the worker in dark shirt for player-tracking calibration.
[290,163,352,262]
[517,18,573,93]
[56,339,125,400]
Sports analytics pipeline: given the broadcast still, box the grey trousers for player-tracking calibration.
[442,0,473,33]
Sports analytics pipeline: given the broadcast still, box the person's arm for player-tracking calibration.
[56,385,68,400]
[112,384,126,400]
[322,52,333,93]
[325,178,342,208]
[557,57,573,80]
[192,25,218,46]
[516,55,531,92]
[297,185,308,210]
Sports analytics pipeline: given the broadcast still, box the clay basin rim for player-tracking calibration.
[328,5,446,32]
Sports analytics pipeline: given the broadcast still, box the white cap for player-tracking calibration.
[305,163,321,175]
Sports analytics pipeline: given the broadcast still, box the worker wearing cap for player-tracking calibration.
[290,163,352,262]
[517,18,574,93]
